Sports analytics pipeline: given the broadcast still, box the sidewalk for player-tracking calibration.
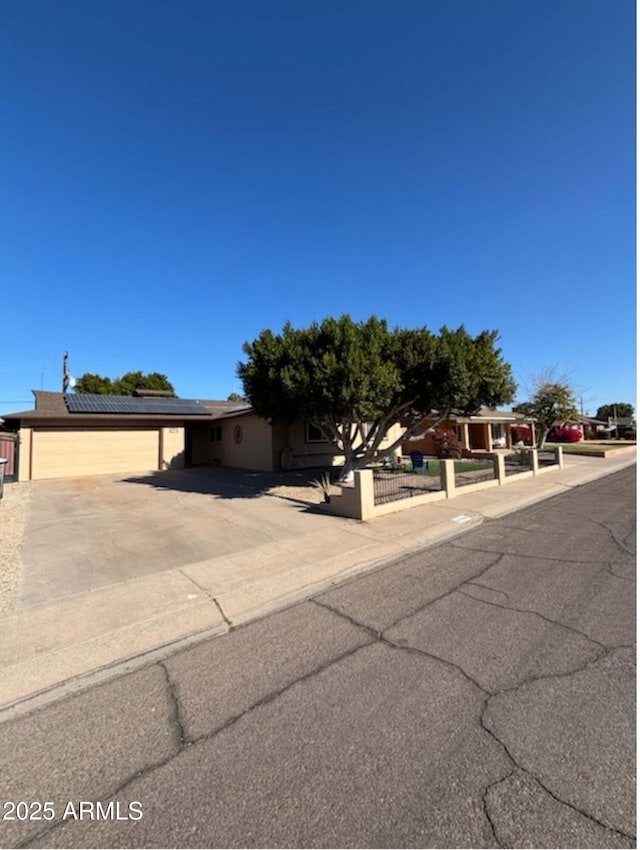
[0,450,635,717]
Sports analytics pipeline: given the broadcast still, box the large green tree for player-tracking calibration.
[514,373,578,448]
[595,402,634,421]
[74,371,175,396]
[238,315,516,479]
[72,373,114,394]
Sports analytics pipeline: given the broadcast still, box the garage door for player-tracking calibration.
[31,429,160,480]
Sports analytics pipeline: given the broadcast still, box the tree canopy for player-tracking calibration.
[238,315,516,478]
[74,371,175,396]
[514,373,578,448]
[595,402,634,421]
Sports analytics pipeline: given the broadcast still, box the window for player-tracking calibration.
[491,423,503,439]
[209,426,222,442]
[305,421,329,443]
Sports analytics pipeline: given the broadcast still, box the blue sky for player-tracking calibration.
[1,0,635,416]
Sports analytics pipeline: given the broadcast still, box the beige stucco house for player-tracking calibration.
[1,390,402,481]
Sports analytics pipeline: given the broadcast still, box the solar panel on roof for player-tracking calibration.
[64,394,210,416]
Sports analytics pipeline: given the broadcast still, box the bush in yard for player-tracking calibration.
[549,426,582,443]
[431,428,463,459]
[510,425,532,446]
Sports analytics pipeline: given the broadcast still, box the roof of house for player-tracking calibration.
[0,391,253,425]
[466,407,533,423]
[196,400,254,418]
[417,408,534,424]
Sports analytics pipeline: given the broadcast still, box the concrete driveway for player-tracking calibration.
[17,467,334,608]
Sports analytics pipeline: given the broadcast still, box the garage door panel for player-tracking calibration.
[32,430,160,480]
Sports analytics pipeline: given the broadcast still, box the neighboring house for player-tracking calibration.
[1,390,403,481]
[606,416,636,438]
[402,408,536,456]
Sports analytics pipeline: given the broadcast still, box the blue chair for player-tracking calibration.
[410,450,425,471]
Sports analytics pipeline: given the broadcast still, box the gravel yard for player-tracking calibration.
[0,482,29,613]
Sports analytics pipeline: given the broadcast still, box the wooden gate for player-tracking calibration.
[0,435,18,482]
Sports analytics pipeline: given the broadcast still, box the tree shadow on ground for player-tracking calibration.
[122,464,340,506]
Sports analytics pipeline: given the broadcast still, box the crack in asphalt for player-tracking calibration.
[457,587,610,653]
[484,769,637,848]
[479,646,637,843]
[363,550,507,635]
[481,768,515,849]
[312,597,491,696]
[480,707,637,843]
[450,539,613,566]
[158,661,187,748]
[564,512,636,558]
[314,588,636,843]
[465,580,511,602]
[604,561,636,581]
[20,602,634,849]
[20,636,378,848]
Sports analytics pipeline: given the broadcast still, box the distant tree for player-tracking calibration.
[595,403,634,421]
[73,373,113,394]
[239,315,516,479]
[227,392,246,402]
[112,371,175,396]
[514,372,579,448]
[74,371,175,396]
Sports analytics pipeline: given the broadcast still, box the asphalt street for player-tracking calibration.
[0,466,635,849]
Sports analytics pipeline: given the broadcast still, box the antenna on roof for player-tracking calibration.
[62,351,70,392]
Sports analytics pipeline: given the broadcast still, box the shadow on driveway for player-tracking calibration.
[122,465,336,505]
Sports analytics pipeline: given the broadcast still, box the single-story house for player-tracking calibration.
[1,390,403,481]
[402,408,536,456]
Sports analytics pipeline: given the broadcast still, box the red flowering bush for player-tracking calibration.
[548,426,582,443]
[510,425,532,446]
[431,428,463,459]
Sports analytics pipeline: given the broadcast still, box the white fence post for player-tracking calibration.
[441,459,456,498]
[530,449,539,475]
[494,453,506,485]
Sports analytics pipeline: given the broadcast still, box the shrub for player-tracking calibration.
[549,426,582,443]
[507,448,531,467]
[510,425,532,446]
[432,428,462,459]
[584,430,598,440]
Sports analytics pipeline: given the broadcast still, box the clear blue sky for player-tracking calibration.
[1,0,635,416]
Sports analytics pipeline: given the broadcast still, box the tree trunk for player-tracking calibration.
[537,427,549,449]
[338,455,358,483]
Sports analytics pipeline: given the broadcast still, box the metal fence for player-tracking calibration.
[538,450,557,468]
[372,466,441,505]
[504,451,533,477]
[453,459,495,488]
